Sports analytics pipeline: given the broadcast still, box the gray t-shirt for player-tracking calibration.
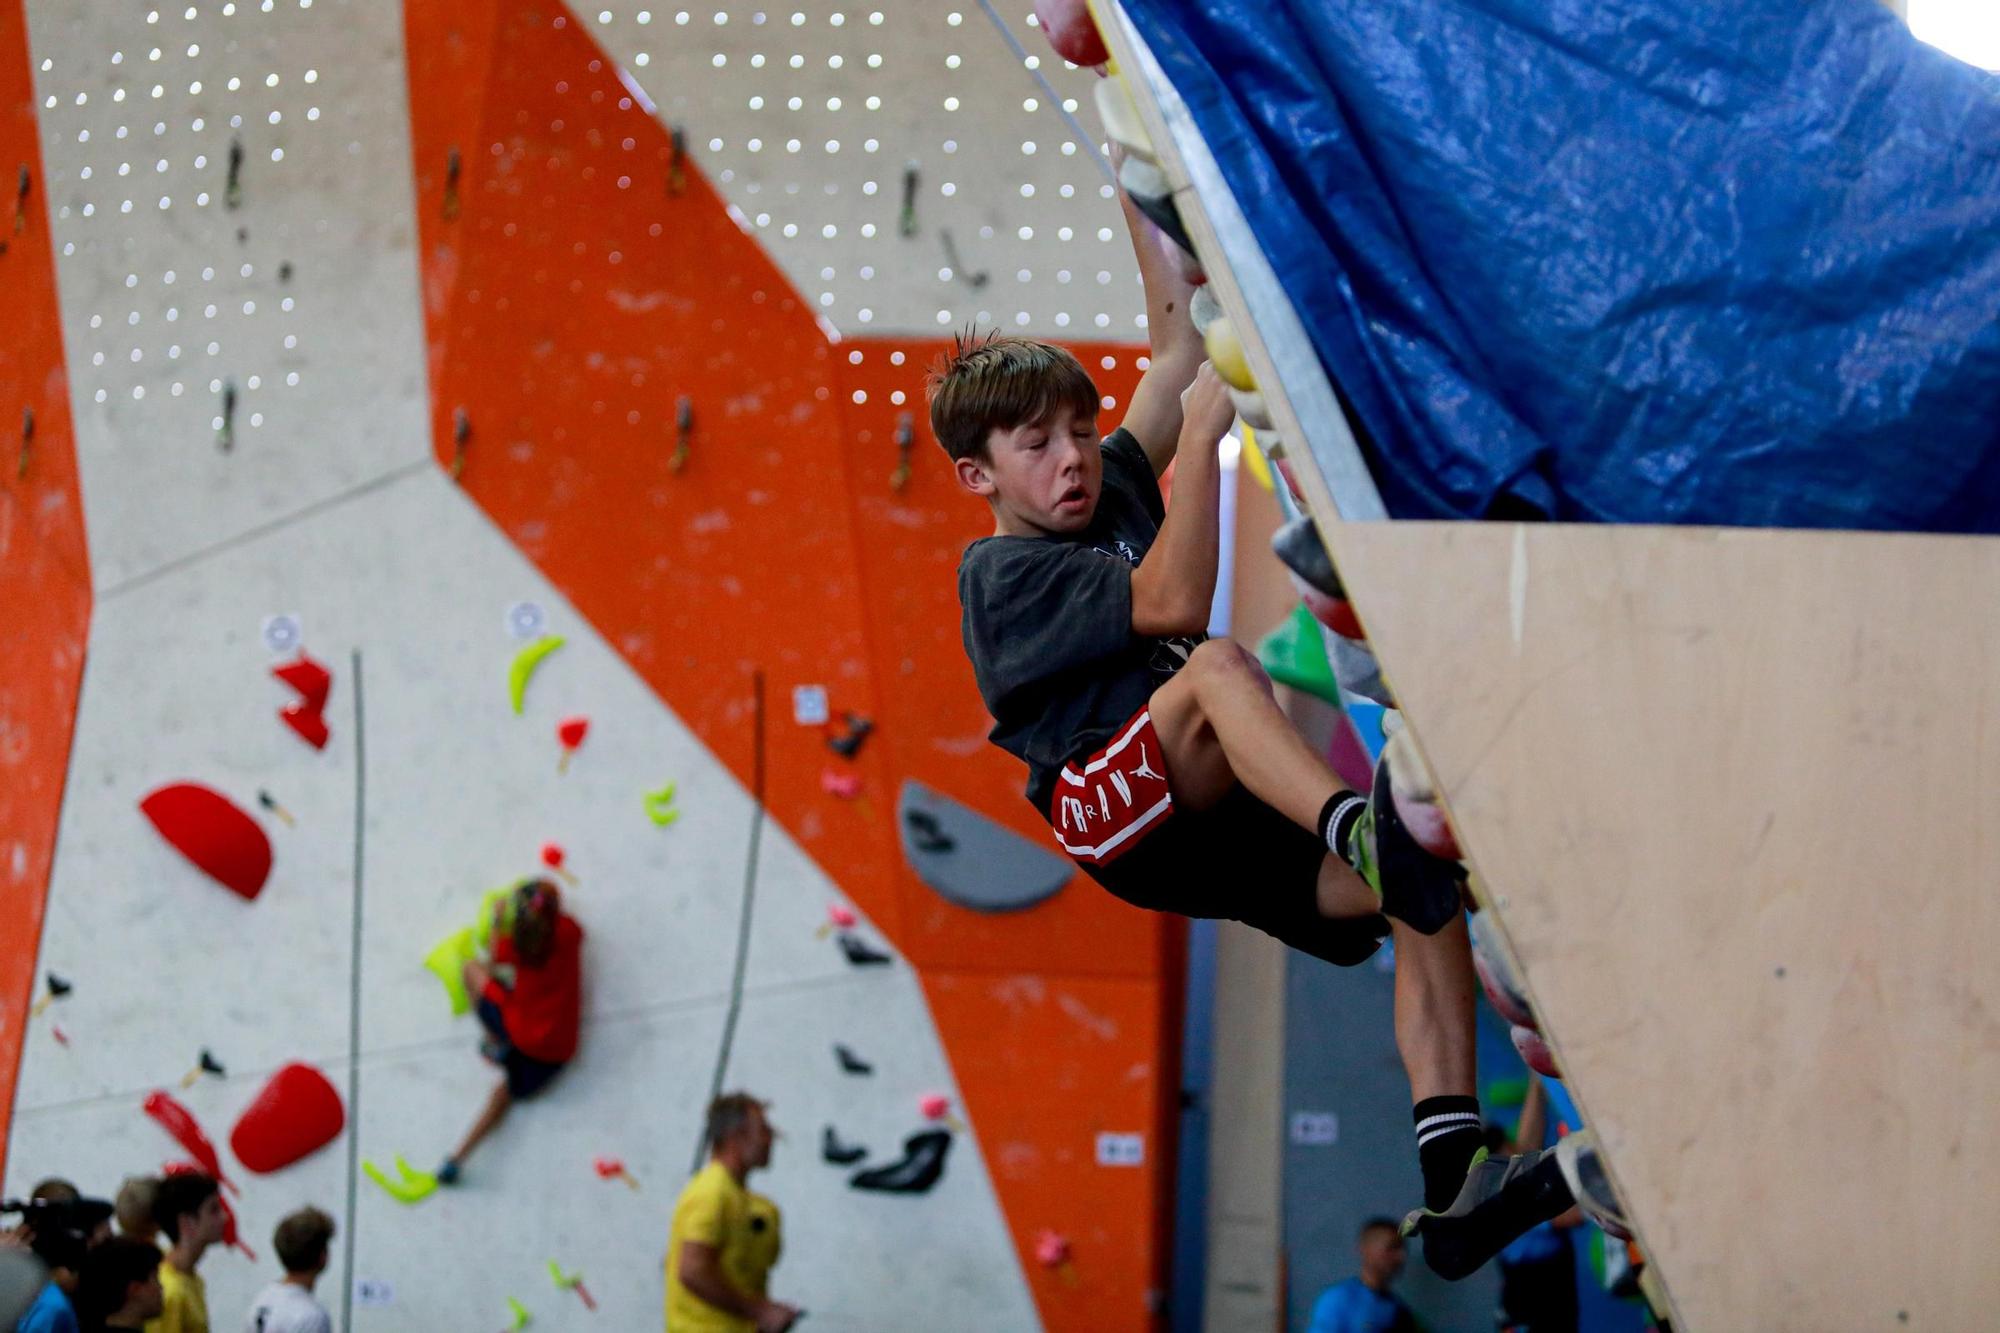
[959,428,1203,813]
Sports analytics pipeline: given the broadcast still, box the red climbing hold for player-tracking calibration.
[1511,1024,1561,1079]
[279,701,331,750]
[143,1090,238,1195]
[1034,0,1109,67]
[230,1063,345,1174]
[271,652,331,711]
[139,783,273,901]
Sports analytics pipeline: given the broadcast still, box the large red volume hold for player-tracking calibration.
[230,1063,345,1173]
[138,783,273,901]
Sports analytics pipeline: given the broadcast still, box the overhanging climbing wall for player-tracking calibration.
[6,0,1181,1329]
[1092,0,2000,1325]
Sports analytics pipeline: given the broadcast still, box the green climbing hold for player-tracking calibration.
[1257,603,1342,704]
[423,927,477,1016]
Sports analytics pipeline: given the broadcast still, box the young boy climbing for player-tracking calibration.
[935,189,1574,1277]
[437,879,584,1184]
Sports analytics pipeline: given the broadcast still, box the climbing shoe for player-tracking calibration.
[1401,1145,1575,1280]
[1346,757,1466,934]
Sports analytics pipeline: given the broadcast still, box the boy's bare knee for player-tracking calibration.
[1186,638,1262,693]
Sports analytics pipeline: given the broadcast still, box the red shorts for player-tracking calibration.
[1051,708,1175,865]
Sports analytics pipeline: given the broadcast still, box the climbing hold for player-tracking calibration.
[890,411,915,492]
[139,782,273,901]
[1205,316,1256,392]
[178,1048,226,1089]
[820,768,863,800]
[918,1093,950,1121]
[1091,75,1153,161]
[50,1025,68,1047]
[837,933,892,968]
[217,379,236,452]
[899,160,920,238]
[272,651,333,751]
[12,162,29,236]
[257,789,296,828]
[16,406,31,481]
[547,1261,596,1311]
[592,1157,640,1190]
[540,843,578,886]
[821,1126,868,1166]
[898,781,1074,913]
[1189,285,1224,337]
[142,1091,237,1195]
[827,904,857,929]
[1555,1130,1633,1241]
[667,125,687,196]
[475,884,518,952]
[1510,1024,1560,1079]
[442,146,461,221]
[827,712,873,760]
[1468,911,1534,1030]
[556,716,589,774]
[507,1297,532,1330]
[1256,604,1342,705]
[643,783,680,827]
[849,1129,953,1194]
[833,1043,872,1076]
[508,635,566,715]
[451,407,471,480]
[231,1062,344,1173]
[1034,1229,1072,1268]
[30,972,69,1018]
[362,1157,438,1206]
[1231,387,1274,433]
[1239,423,1276,495]
[1036,0,1109,66]
[668,395,693,473]
[225,137,244,209]
[424,927,478,1016]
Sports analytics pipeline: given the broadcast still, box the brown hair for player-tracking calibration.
[705,1092,766,1152]
[925,328,1099,463]
[273,1205,335,1275]
[511,879,562,965]
[114,1176,160,1238]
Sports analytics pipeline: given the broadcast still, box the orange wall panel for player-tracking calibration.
[403,6,1177,1325]
[0,0,92,1173]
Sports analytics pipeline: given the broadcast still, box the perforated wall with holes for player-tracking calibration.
[570,1,1147,340]
[23,0,427,590]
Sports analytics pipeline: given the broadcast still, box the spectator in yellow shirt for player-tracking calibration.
[665,1094,797,1333]
[145,1173,225,1333]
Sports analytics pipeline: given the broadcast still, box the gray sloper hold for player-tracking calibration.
[896,781,1074,914]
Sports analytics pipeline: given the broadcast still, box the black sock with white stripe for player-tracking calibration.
[1414,1095,1484,1211]
[1319,790,1367,865]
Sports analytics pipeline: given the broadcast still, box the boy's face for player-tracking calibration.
[956,405,1103,537]
[194,1194,227,1247]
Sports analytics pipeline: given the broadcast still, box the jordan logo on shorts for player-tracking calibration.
[1053,709,1174,865]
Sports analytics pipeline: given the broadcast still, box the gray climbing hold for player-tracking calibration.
[896,780,1074,914]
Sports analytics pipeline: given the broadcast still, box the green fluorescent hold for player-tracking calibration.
[507,635,566,715]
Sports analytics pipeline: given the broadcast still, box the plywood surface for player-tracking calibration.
[1328,520,2000,1330]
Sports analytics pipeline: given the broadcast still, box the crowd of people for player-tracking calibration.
[1,1173,334,1333]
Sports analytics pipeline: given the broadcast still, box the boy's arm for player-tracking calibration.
[1130,364,1235,636]
[1112,185,1205,476]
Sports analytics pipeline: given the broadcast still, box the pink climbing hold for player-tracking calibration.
[1511,1024,1561,1079]
[918,1093,951,1122]
[1034,1229,1071,1268]
[1033,0,1109,67]
[820,768,863,800]
[827,904,857,930]
[139,783,273,901]
[143,1090,237,1195]
[230,1063,345,1174]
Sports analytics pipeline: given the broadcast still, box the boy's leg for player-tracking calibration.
[1148,638,1340,829]
[440,1081,512,1183]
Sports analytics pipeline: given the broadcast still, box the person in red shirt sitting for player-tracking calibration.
[437,879,583,1184]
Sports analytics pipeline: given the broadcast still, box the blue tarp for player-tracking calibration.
[1121,0,2000,531]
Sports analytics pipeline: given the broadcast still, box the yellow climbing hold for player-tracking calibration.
[507,634,566,715]
[423,927,477,1016]
[1205,317,1256,391]
[1241,425,1275,494]
[362,1156,438,1205]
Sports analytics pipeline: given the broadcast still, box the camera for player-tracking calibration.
[0,1196,114,1273]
